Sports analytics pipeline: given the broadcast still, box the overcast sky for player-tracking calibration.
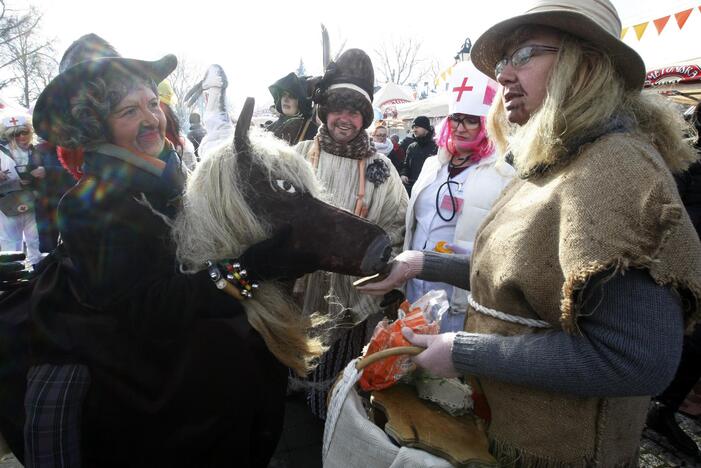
[8,0,701,111]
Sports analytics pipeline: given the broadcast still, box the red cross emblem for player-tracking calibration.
[8,117,18,126]
[452,77,474,102]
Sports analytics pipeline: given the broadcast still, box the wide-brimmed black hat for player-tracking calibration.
[33,33,177,143]
[269,72,314,118]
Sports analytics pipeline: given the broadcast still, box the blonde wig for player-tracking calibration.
[487,30,698,177]
[4,124,34,150]
[171,131,329,376]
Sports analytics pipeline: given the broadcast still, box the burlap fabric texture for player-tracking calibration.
[467,131,701,467]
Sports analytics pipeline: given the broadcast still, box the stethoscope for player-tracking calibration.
[434,153,471,222]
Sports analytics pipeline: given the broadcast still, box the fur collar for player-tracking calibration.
[507,115,633,179]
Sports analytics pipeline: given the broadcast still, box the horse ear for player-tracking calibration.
[234,97,255,154]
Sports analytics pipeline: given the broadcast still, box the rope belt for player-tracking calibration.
[467,293,552,329]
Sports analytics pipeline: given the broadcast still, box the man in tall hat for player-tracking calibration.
[293,49,408,419]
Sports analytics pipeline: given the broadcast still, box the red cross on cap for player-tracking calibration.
[8,117,18,126]
[452,76,474,102]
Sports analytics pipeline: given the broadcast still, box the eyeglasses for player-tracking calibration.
[495,45,559,76]
[12,130,30,137]
[449,114,481,130]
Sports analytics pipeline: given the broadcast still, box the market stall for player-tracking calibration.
[643,64,701,105]
[373,82,414,119]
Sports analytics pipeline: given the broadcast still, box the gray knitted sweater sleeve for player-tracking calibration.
[421,251,470,289]
[451,269,684,397]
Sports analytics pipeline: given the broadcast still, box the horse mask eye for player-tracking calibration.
[275,179,296,194]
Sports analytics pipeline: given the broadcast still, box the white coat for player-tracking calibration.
[0,148,41,263]
[403,147,514,323]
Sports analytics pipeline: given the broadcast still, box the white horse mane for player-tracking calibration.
[171,129,330,376]
[172,129,325,273]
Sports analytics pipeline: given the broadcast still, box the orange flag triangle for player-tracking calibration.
[633,22,649,40]
[653,15,670,34]
[675,8,693,29]
[620,26,629,38]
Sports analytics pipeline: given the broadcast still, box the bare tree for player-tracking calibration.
[374,38,429,86]
[169,55,205,131]
[0,4,57,106]
[427,58,445,93]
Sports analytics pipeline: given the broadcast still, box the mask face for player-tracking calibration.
[281,92,300,117]
[327,109,363,144]
[412,126,428,138]
[107,84,166,159]
[373,129,388,142]
[449,114,482,151]
[496,31,561,125]
[11,128,33,149]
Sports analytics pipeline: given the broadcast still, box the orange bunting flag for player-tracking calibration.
[653,15,670,34]
[620,26,629,39]
[675,8,693,29]
[633,22,649,40]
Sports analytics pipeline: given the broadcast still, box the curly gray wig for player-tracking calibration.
[51,71,157,149]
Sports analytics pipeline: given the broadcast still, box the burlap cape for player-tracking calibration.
[467,131,701,467]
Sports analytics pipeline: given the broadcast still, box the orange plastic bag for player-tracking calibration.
[359,300,439,391]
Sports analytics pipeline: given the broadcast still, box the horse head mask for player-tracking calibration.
[175,97,391,278]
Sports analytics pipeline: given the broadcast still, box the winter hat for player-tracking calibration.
[33,33,177,143]
[315,49,375,129]
[471,0,645,90]
[412,116,431,131]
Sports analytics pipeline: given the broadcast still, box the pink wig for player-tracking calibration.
[436,115,493,161]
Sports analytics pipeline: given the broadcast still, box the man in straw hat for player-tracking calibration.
[293,48,408,419]
[357,0,701,465]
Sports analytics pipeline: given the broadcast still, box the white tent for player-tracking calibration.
[395,93,450,124]
[373,82,414,115]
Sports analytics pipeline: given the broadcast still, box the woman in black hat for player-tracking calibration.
[24,34,312,467]
[266,72,317,145]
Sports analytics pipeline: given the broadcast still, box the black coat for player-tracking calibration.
[401,134,438,193]
[32,142,75,252]
[29,146,287,467]
[187,123,206,156]
[677,156,701,237]
[268,114,318,145]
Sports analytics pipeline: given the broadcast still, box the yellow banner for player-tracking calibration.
[633,22,649,40]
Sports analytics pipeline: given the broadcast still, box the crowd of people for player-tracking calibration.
[0,0,700,466]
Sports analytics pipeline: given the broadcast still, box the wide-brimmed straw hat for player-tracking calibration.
[33,33,177,143]
[471,0,645,91]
